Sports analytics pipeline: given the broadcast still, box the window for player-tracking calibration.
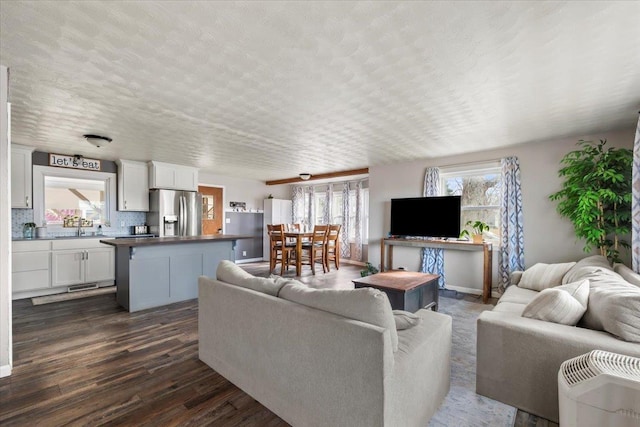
[440,163,501,242]
[33,166,116,230]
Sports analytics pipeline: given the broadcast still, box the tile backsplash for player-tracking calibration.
[11,209,147,238]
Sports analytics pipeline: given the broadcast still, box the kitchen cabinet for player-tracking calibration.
[262,198,292,261]
[148,161,198,191]
[51,239,115,288]
[12,240,51,293]
[116,159,149,211]
[11,144,34,208]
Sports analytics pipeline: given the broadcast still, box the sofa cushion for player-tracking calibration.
[522,280,589,325]
[562,255,613,285]
[500,285,539,305]
[279,282,398,351]
[393,310,421,330]
[580,271,640,342]
[216,260,284,297]
[518,262,576,291]
[492,301,527,316]
[613,263,640,288]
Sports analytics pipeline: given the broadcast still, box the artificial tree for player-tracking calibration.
[549,139,632,263]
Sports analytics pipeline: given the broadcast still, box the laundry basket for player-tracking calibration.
[558,350,640,427]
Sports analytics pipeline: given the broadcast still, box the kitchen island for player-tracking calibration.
[101,235,251,312]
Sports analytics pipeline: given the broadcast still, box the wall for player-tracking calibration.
[1,65,11,377]
[198,171,290,212]
[369,128,635,295]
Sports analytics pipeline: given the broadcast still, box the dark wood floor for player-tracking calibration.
[1,261,544,426]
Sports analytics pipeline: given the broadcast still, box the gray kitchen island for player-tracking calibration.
[101,235,250,312]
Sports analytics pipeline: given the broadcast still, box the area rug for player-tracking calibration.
[31,286,116,305]
[428,295,517,427]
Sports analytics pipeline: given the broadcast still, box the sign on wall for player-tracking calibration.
[48,153,101,171]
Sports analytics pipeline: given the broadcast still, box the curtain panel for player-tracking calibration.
[633,113,640,272]
[420,167,445,287]
[291,185,305,223]
[499,156,525,291]
[340,183,351,258]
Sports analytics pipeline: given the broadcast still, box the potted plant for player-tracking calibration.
[360,262,379,277]
[549,139,632,263]
[460,220,490,243]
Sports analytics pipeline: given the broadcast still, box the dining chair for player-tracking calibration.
[267,224,293,275]
[300,225,328,274]
[325,224,341,271]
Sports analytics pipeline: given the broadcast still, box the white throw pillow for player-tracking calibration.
[216,260,284,296]
[522,280,589,325]
[393,310,421,330]
[279,282,398,352]
[579,271,640,342]
[613,263,640,288]
[562,255,613,284]
[518,262,576,291]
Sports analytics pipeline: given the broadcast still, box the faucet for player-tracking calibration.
[77,218,85,237]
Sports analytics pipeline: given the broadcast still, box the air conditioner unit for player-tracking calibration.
[558,350,640,427]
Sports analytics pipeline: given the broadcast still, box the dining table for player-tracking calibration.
[284,231,314,276]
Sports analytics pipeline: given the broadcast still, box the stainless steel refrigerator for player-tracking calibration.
[147,189,202,237]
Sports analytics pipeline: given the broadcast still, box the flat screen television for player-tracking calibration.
[390,196,461,238]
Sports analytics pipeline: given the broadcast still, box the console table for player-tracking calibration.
[380,237,493,303]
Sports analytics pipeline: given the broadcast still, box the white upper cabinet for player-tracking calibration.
[11,144,34,208]
[148,161,198,191]
[116,159,149,211]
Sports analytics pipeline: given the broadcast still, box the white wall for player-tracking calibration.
[369,128,635,295]
[1,65,12,377]
[198,171,290,212]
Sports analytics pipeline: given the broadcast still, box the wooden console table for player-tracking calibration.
[380,237,493,303]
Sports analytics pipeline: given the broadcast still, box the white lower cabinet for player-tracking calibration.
[12,241,51,292]
[12,239,115,298]
[51,240,115,287]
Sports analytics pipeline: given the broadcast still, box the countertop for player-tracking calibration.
[12,234,155,242]
[100,234,253,247]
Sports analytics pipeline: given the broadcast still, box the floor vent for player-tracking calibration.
[68,283,99,293]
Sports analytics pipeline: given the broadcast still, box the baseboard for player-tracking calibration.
[0,364,11,378]
[236,258,264,264]
[444,284,501,300]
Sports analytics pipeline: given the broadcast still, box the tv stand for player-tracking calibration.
[380,237,493,303]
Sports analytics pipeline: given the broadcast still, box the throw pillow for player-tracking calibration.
[393,310,421,330]
[522,279,589,325]
[279,282,398,352]
[518,262,576,291]
[562,255,613,285]
[613,263,640,288]
[579,270,640,342]
[216,260,284,297]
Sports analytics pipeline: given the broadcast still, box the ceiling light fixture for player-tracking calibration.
[83,134,112,148]
[299,173,311,181]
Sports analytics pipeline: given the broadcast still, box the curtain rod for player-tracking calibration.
[433,158,502,170]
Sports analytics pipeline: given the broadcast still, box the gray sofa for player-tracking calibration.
[198,261,452,427]
[477,255,640,422]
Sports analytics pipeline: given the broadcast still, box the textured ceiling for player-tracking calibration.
[1,1,639,181]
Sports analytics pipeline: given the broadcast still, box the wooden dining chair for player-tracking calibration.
[325,224,341,271]
[300,225,328,275]
[267,224,293,275]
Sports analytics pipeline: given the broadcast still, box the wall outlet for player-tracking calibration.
[242,251,247,257]
[225,218,231,223]
[120,220,125,227]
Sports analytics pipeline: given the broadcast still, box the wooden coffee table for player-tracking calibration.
[352,271,440,313]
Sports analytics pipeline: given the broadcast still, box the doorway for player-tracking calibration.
[199,186,223,235]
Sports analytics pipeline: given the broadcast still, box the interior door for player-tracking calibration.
[199,186,223,235]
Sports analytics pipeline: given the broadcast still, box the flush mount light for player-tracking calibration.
[83,134,112,148]
[299,173,312,181]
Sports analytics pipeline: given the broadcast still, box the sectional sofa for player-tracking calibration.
[476,255,640,422]
[198,261,452,427]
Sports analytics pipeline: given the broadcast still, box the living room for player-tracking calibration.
[2,1,640,426]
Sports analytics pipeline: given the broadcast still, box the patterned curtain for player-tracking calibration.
[306,186,315,229]
[340,183,351,258]
[323,184,332,224]
[420,167,445,287]
[291,185,304,223]
[633,113,640,272]
[352,181,363,261]
[499,156,525,291]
